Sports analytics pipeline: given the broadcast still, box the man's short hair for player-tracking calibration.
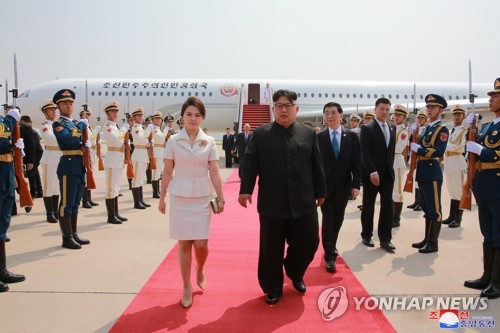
[323,102,343,114]
[21,115,31,122]
[273,89,297,103]
[375,97,391,107]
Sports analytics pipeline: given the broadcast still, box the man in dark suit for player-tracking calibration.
[233,123,252,177]
[318,102,361,273]
[238,89,326,305]
[222,128,234,168]
[360,98,396,252]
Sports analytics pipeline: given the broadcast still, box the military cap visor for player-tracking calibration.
[53,89,75,104]
[425,94,447,109]
[487,78,500,96]
[41,101,57,112]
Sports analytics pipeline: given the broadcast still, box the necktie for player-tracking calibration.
[382,123,389,147]
[332,131,339,159]
[245,134,248,143]
[451,128,455,135]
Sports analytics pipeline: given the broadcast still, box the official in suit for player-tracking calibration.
[238,89,326,305]
[0,108,26,292]
[464,78,500,298]
[360,98,396,252]
[410,94,449,254]
[318,102,361,273]
[233,123,252,177]
[222,128,234,168]
[52,89,90,250]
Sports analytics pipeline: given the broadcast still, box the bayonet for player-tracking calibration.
[10,54,19,107]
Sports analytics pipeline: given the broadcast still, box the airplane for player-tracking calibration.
[11,78,492,133]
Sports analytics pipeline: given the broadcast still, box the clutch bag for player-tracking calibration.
[210,196,220,213]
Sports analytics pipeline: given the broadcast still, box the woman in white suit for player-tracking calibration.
[158,97,225,308]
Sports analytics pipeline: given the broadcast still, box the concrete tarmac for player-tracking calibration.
[2,151,499,332]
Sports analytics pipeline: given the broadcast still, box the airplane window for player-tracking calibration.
[367,94,370,98]
[404,94,408,99]
[319,93,322,98]
[98,92,102,96]
[188,92,192,96]
[449,95,452,100]
[153,92,156,96]
[209,92,213,97]
[311,93,315,98]
[346,93,350,98]
[396,94,399,99]
[353,94,356,98]
[332,93,335,98]
[105,92,109,96]
[411,94,414,99]
[139,92,143,96]
[381,94,385,98]
[388,94,392,99]
[202,92,206,97]
[181,92,185,97]
[119,92,122,96]
[91,92,95,96]
[112,92,115,96]
[126,92,129,96]
[160,92,164,96]
[420,95,423,100]
[463,95,466,99]
[360,94,363,98]
[339,93,343,98]
[174,92,178,96]
[195,92,198,96]
[304,93,307,98]
[456,95,459,100]
[167,92,171,96]
[146,92,150,96]
[133,92,136,96]
[374,94,377,98]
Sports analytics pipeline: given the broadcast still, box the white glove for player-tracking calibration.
[464,113,474,127]
[97,140,101,145]
[79,119,89,126]
[85,140,92,148]
[121,124,130,131]
[15,138,24,149]
[127,140,131,146]
[466,141,483,155]
[7,108,21,122]
[146,124,154,132]
[410,123,418,134]
[94,125,101,133]
[410,142,421,153]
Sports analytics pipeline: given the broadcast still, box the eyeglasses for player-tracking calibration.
[324,111,340,116]
[274,103,296,111]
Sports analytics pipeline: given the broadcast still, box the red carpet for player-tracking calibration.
[110,171,395,333]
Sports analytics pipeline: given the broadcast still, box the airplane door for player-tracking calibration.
[248,83,260,104]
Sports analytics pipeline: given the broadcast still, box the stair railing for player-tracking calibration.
[237,83,245,133]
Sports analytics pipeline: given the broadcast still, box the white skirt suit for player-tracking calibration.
[165,128,219,240]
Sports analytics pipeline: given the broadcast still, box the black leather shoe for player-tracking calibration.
[362,238,374,247]
[292,280,306,293]
[381,241,396,252]
[419,242,438,253]
[265,291,281,305]
[326,261,336,273]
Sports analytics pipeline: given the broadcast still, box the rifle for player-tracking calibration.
[459,116,477,210]
[96,131,104,171]
[148,119,157,170]
[82,80,96,189]
[403,126,419,193]
[124,131,134,178]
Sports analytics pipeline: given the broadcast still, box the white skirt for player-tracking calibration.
[169,194,212,240]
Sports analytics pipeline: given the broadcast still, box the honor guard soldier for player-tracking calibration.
[464,78,500,299]
[79,107,99,209]
[151,111,169,198]
[407,110,428,211]
[0,108,26,292]
[130,107,154,209]
[39,100,61,223]
[391,105,409,227]
[442,105,468,228]
[102,101,128,224]
[363,110,375,125]
[410,94,449,253]
[52,89,90,249]
[126,114,135,190]
[164,115,176,135]
[144,116,153,184]
[177,117,185,131]
[349,113,362,135]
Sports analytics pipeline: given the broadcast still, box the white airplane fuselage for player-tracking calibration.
[15,78,491,131]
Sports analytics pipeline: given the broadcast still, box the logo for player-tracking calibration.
[220,84,238,97]
[439,309,459,329]
[317,286,349,321]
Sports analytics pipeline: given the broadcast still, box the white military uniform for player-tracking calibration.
[152,125,170,181]
[444,124,468,200]
[40,120,61,196]
[350,127,360,136]
[392,124,409,202]
[131,123,153,188]
[102,121,127,199]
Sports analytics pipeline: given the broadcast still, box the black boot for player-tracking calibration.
[0,281,7,292]
[0,239,26,285]
[43,197,58,223]
[449,208,463,228]
[11,202,17,216]
[464,243,495,290]
[413,190,423,211]
[114,197,128,222]
[412,218,431,248]
[139,186,151,207]
[419,219,441,253]
[407,189,419,209]
[81,188,92,209]
[52,195,60,220]
[58,216,81,249]
[106,198,122,224]
[392,201,403,228]
[132,188,146,209]
[480,249,500,299]
[146,167,152,184]
[442,199,459,224]
[152,180,160,199]
[128,178,132,190]
[88,189,99,207]
[71,215,90,245]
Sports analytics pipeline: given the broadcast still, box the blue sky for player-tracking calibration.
[1,0,498,92]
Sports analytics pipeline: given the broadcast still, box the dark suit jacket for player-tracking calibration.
[234,132,252,157]
[318,128,361,199]
[222,133,234,151]
[360,120,396,182]
[19,122,36,165]
[240,121,326,219]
